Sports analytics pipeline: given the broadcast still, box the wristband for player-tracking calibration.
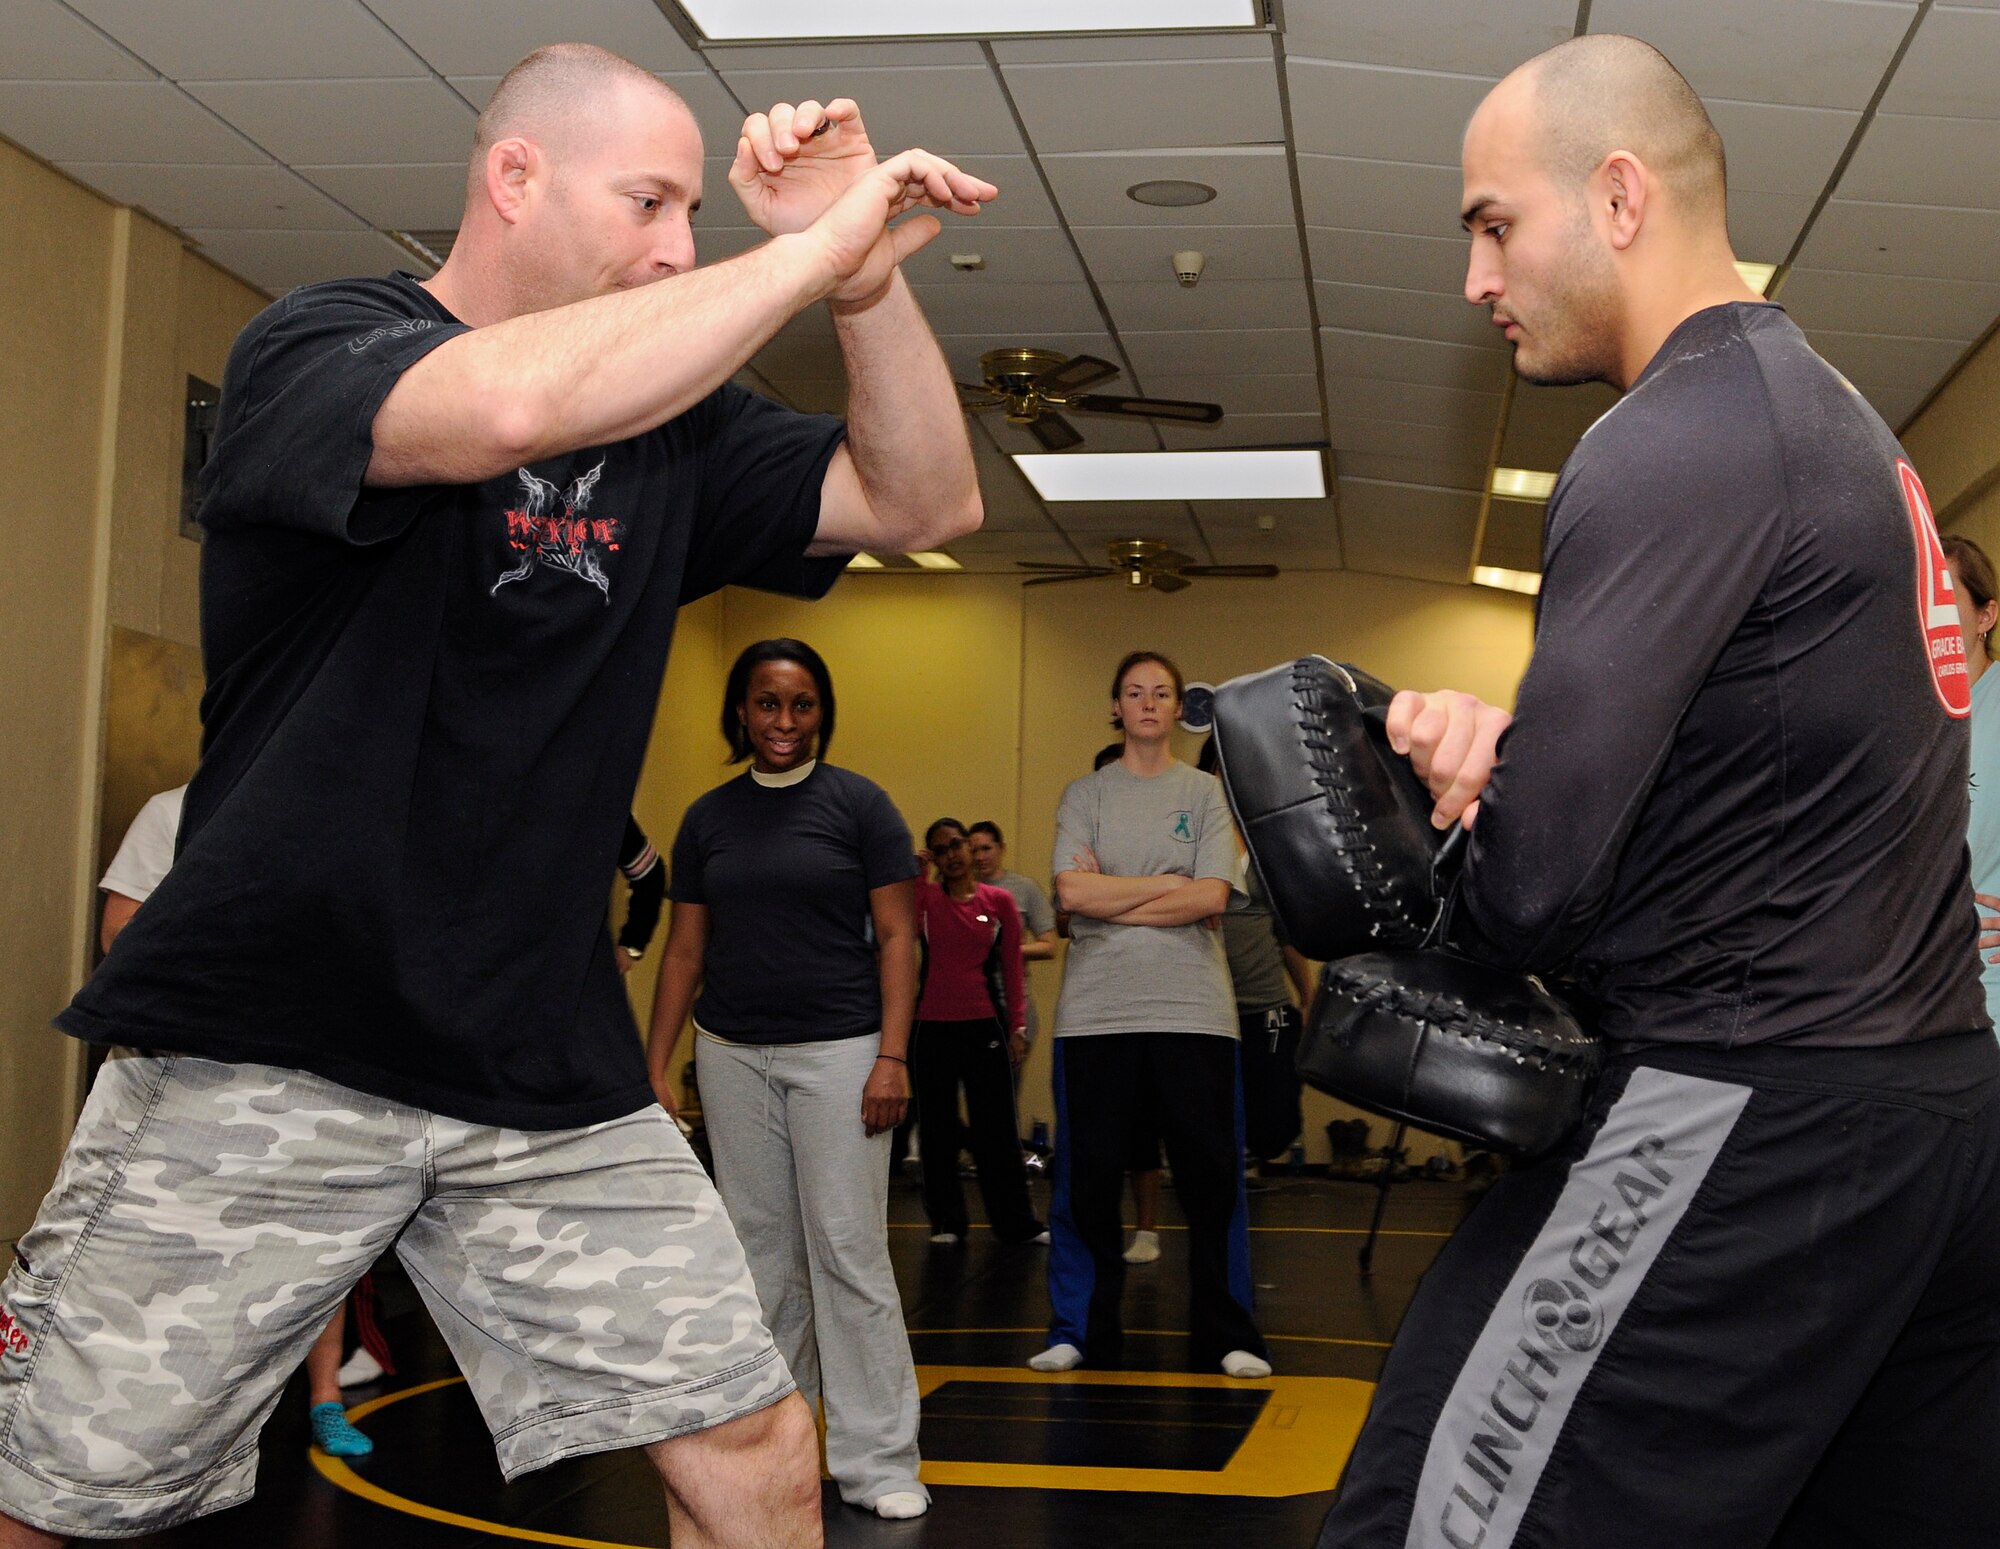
[875,1053,907,1065]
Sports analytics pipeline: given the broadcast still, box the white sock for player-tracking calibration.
[336,1347,384,1387]
[1028,1342,1084,1372]
[1222,1349,1272,1379]
[874,1491,928,1519]
[1122,1228,1161,1264]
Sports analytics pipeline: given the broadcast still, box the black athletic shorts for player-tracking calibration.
[1319,1030,2000,1549]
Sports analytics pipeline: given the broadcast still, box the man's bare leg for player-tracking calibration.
[647,1391,822,1549]
[0,1511,64,1548]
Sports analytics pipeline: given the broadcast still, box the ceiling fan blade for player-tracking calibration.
[1034,354,1122,394]
[1068,392,1224,425]
[1015,562,1112,575]
[1152,548,1197,571]
[1023,572,1110,587]
[1149,572,1194,594]
[956,382,1005,411]
[1029,413,1085,452]
[1181,564,1281,578]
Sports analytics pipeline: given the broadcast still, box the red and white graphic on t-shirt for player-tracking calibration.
[492,458,621,604]
[1898,458,1970,718]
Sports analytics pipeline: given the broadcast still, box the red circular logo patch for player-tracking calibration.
[1898,459,1970,719]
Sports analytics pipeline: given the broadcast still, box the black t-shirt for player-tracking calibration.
[1455,302,1986,1049]
[669,764,918,1044]
[59,273,849,1127]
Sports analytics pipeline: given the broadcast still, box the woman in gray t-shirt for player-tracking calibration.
[1032,651,1270,1380]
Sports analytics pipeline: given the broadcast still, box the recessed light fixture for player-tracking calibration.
[679,0,1255,41]
[1127,179,1219,208]
[1473,565,1542,596]
[1014,450,1326,503]
[908,551,963,570]
[1489,467,1559,502]
[1735,260,1777,295]
[846,553,885,570]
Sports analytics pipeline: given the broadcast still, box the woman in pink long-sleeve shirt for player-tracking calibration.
[911,818,1047,1246]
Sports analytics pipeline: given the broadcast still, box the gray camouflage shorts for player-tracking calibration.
[0,1055,792,1539]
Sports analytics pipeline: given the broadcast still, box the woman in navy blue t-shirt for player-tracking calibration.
[645,639,927,1520]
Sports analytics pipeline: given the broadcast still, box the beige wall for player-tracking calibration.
[1907,325,2000,554]
[0,138,266,1244]
[627,571,1535,1161]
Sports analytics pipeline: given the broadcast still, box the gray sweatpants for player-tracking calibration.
[696,1033,925,1508]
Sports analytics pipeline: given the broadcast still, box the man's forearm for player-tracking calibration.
[370,234,835,487]
[819,270,979,551]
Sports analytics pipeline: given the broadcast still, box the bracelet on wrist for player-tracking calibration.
[876,1053,906,1065]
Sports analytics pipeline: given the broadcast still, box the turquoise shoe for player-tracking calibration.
[309,1401,374,1457]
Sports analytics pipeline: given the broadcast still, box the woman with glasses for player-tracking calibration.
[912,819,1047,1247]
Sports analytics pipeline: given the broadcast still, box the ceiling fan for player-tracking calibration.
[957,348,1224,451]
[1019,539,1278,594]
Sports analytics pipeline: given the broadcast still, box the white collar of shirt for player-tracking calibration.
[751,759,817,789]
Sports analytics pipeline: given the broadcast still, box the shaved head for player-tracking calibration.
[473,43,692,171]
[1524,34,1726,225]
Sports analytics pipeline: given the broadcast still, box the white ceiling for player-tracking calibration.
[4,0,1996,585]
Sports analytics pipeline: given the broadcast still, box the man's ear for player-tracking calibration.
[484,137,539,224]
[1599,149,1649,253]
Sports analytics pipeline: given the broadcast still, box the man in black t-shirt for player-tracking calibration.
[1,43,993,1549]
[1317,36,2000,1549]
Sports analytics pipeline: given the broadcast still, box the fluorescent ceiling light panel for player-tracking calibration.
[1489,467,1558,502]
[680,0,1255,40]
[1735,260,1777,295]
[845,553,885,570]
[1014,450,1326,502]
[1473,565,1542,596]
[908,551,963,570]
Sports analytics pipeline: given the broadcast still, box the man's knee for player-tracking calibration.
[649,1390,819,1493]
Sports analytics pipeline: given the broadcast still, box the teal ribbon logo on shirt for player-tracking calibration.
[1171,810,1195,842]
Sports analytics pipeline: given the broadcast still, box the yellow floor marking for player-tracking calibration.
[886,1222,1451,1238]
[311,1363,1368,1540]
[908,1326,1392,1350]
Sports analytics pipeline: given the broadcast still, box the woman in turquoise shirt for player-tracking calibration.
[1945,534,2000,1032]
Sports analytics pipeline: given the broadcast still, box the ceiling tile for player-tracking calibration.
[981,416,1164,454]
[898,226,1086,286]
[296,162,465,231]
[1321,378,1502,433]
[695,225,771,264]
[1805,328,1969,388]
[1148,373,1322,416]
[1282,0,1572,77]
[1307,225,1469,294]
[184,78,475,166]
[1335,450,1487,489]
[1847,379,1929,426]
[1326,417,1492,465]
[999,57,1283,153]
[1286,59,1494,167]
[1840,113,2000,210]
[903,280,1105,335]
[715,64,1024,156]
[1196,494,1342,531]
[1069,223,1304,284]
[1098,278,1312,333]
[1158,413,1328,448]
[1706,98,1860,195]
[969,436,1064,534]
[1477,497,1547,573]
[1338,477,1481,583]
[942,531,1088,572]
[1208,534,1343,570]
[1778,267,2000,341]
[0,81,265,164]
[1040,148,1295,228]
[992,34,1271,64]
[57,161,366,232]
[1588,0,1916,111]
[1314,280,1502,349]
[1798,199,2000,282]
[0,0,153,81]
[938,154,1062,228]
[1728,189,1819,263]
[1506,382,1621,443]
[751,333,846,379]
[446,70,748,155]
[1121,328,1319,380]
[707,41,987,70]
[365,0,701,75]
[1879,5,2000,120]
[1048,515,1206,559]
[65,0,422,80]
[183,227,419,293]
[1297,155,1464,239]
[1320,327,1512,393]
